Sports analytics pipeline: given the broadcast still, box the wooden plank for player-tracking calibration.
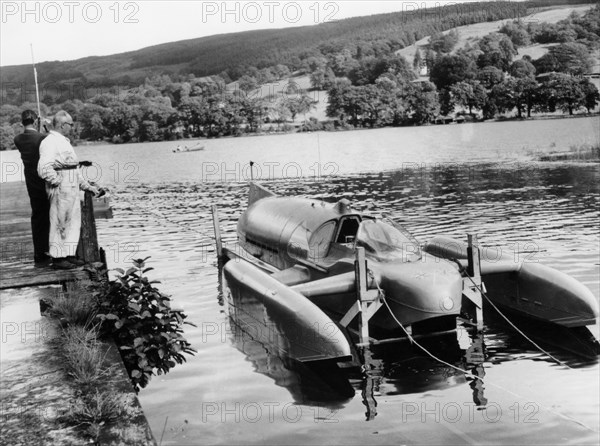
[0,269,90,290]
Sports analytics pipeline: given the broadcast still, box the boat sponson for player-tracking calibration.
[484,263,599,327]
[224,260,352,362]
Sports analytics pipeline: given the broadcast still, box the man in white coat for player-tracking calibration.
[38,111,99,269]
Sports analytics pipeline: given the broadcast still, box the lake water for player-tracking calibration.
[2,117,599,445]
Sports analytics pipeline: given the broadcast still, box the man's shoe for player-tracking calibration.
[52,258,77,270]
[66,256,86,266]
[34,258,52,268]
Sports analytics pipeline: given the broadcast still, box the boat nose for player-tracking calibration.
[377,259,463,325]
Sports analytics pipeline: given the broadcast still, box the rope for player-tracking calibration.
[368,268,597,432]
[367,269,484,383]
[452,259,573,370]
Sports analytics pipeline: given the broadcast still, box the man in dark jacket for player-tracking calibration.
[13,109,51,266]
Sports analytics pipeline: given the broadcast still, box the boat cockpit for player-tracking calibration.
[288,216,421,268]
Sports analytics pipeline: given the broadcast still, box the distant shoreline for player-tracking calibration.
[4,112,598,150]
[74,112,599,146]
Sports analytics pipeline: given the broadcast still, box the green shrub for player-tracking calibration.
[96,257,196,392]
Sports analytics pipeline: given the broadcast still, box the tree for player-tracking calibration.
[237,75,259,94]
[269,99,292,127]
[78,103,110,140]
[492,76,538,118]
[537,73,587,115]
[177,96,207,136]
[238,96,267,132]
[429,53,476,90]
[533,42,593,76]
[580,78,600,113]
[303,56,328,73]
[477,66,505,89]
[330,49,359,77]
[429,30,459,53]
[450,80,487,114]
[413,48,423,72]
[257,67,275,84]
[310,67,335,90]
[326,78,353,121]
[499,21,531,47]
[140,120,161,142]
[509,59,536,79]
[476,33,517,71]
[285,94,315,122]
[272,64,291,80]
[438,88,455,116]
[407,82,439,125]
[0,123,16,150]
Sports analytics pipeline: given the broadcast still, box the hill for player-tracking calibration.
[396,4,595,76]
[2,1,585,92]
[257,3,597,123]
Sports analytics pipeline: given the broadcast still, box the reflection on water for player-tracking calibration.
[88,146,599,444]
[464,331,488,408]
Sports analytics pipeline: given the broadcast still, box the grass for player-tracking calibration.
[45,280,98,327]
[61,324,117,390]
[59,389,126,441]
[56,325,126,442]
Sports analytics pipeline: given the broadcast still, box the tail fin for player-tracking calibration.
[248,182,276,206]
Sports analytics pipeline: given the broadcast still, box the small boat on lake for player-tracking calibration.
[216,182,599,363]
[173,142,205,153]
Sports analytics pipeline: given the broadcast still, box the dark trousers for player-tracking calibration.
[24,166,50,262]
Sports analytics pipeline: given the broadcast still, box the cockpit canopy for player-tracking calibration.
[355,219,421,262]
[288,217,421,264]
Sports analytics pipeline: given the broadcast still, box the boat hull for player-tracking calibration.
[224,259,353,362]
[423,236,599,327]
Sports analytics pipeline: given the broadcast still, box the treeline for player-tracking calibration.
[0,74,317,149]
[321,5,600,127]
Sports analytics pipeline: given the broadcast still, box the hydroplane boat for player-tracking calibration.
[217,183,599,363]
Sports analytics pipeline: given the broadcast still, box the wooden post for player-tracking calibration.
[340,247,383,346]
[355,247,370,345]
[466,234,484,331]
[77,191,101,263]
[211,205,223,258]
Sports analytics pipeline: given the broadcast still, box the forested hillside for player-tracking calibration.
[1,1,576,90]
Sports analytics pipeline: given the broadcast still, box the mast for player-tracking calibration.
[30,44,42,131]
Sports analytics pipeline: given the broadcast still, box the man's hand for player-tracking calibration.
[88,186,100,196]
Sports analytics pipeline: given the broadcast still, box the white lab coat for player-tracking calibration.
[37,131,91,258]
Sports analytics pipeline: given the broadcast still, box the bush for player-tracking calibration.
[299,117,323,132]
[96,257,196,392]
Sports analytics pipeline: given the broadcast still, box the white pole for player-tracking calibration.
[30,44,42,129]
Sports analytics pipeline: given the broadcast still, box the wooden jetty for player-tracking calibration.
[0,181,101,289]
